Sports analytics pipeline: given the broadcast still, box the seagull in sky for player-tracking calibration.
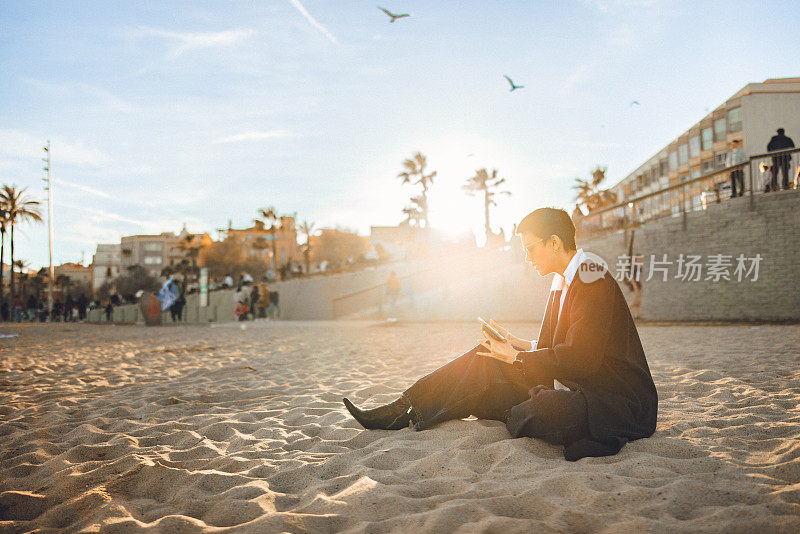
[630,100,640,106]
[504,75,524,92]
[378,7,410,22]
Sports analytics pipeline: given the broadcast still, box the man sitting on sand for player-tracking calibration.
[343,208,658,461]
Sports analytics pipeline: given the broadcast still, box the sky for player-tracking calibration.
[1,0,799,270]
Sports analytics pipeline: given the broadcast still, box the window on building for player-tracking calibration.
[715,152,727,169]
[714,118,726,141]
[701,160,714,174]
[689,168,700,179]
[249,248,255,257]
[678,145,689,164]
[659,159,668,177]
[669,151,678,170]
[143,243,162,251]
[728,107,742,132]
[701,128,713,151]
[144,256,162,265]
[689,136,700,158]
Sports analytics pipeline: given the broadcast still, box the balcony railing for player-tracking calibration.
[577,146,800,239]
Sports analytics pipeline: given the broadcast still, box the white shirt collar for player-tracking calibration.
[550,248,587,292]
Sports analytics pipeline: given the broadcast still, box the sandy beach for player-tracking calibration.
[1,320,799,533]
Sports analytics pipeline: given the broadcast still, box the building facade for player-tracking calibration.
[91,244,121,290]
[54,262,92,286]
[120,232,183,277]
[223,217,299,267]
[606,77,800,224]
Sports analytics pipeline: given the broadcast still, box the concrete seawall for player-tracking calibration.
[578,189,800,321]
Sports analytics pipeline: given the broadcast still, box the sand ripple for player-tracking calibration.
[1,321,799,532]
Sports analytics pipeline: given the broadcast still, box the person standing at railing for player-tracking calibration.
[767,128,795,190]
[725,139,746,197]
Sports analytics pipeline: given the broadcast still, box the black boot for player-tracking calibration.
[342,396,412,430]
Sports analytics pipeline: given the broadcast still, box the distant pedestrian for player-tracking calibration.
[64,294,75,322]
[233,298,249,322]
[78,294,88,321]
[767,128,795,190]
[223,273,234,288]
[170,280,186,322]
[13,296,23,322]
[269,288,280,319]
[26,295,37,322]
[725,140,745,197]
[249,283,260,321]
[105,301,113,322]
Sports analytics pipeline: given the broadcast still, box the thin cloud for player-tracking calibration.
[212,130,290,144]
[287,0,338,44]
[56,178,114,199]
[23,78,134,113]
[59,201,206,236]
[137,27,255,59]
[0,130,111,167]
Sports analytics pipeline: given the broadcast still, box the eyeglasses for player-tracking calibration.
[522,238,544,254]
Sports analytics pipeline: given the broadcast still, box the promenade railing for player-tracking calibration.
[578,147,800,239]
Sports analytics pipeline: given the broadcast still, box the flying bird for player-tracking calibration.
[378,7,410,22]
[630,100,640,106]
[504,75,524,92]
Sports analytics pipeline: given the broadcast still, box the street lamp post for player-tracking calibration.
[42,141,55,318]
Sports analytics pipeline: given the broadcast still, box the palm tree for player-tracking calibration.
[0,186,43,302]
[0,209,7,305]
[572,166,618,213]
[462,168,510,240]
[13,259,28,296]
[298,220,316,274]
[397,152,436,229]
[258,206,280,269]
[401,195,426,227]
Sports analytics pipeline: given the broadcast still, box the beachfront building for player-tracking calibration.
[309,228,370,267]
[221,217,300,268]
[370,225,416,261]
[91,244,121,290]
[54,262,92,289]
[120,232,184,277]
[603,77,800,226]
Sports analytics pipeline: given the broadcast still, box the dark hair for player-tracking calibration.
[515,207,577,251]
[778,128,785,135]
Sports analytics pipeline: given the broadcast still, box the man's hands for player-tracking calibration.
[485,319,532,351]
[477,334,519,365]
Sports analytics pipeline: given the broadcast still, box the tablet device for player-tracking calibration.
[478,317,507,343]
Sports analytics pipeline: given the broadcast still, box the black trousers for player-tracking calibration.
[772,155,791,190]
[402,346,590,446]
[729,169,744,197]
